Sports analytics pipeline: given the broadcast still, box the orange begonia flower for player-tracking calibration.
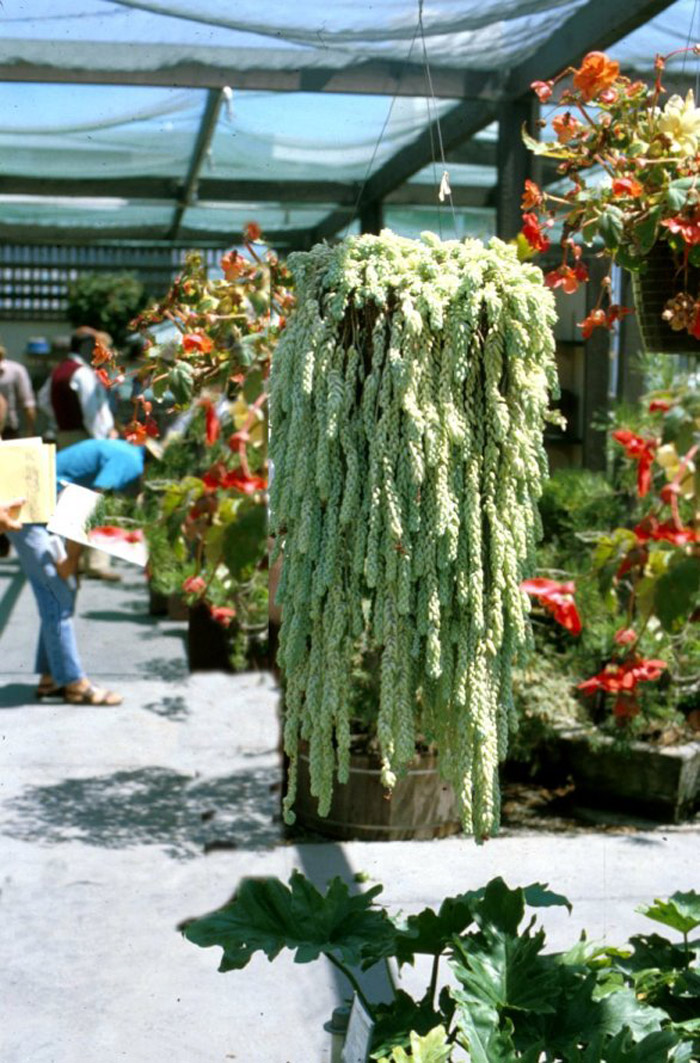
[552,112,582,144]
[573,52,620,102]
[521,179,543,211]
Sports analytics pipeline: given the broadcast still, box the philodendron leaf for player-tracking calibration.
[455,1004,540,1063]
[392,893,477,966]
[453,924,559,1015]
[371,990,446,1060]
[376,1024,453,1063]
[638,892,700,936]
[183,870,394,972]
[598,1027,683,1062]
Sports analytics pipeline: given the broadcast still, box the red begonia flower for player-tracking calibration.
[183,332,214,354]
[521,578,582,635]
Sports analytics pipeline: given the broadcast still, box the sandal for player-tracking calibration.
[64,684,123,706]
[36,681,66,700]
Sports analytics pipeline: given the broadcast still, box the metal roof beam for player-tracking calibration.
[0,176,495,208]
[505,0,678,95]
[169,88,225,241]
[0,41,504,99]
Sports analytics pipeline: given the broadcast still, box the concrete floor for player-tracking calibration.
[1,554,698,1063]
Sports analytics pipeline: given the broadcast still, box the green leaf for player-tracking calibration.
[598,206,625,251]
[376,1025,453,1063]
[371,990,448,1059]
[243,367,264,404]
[393,893,476,966]
[599,1028,682,1062]
[221,501,267,579]
[521,126,573,158]
[453,924,558,1015]
[654,558,700,633]
[168,361,195,405]
[635,209,662,255]
[183,870,395,972]
[522,882,573,914]
[375,1023,453,1063]
[666,179,695,213]
[455,1003,522,1063]
[638,892,700,936]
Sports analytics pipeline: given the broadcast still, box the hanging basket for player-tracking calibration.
[632,242,700,355]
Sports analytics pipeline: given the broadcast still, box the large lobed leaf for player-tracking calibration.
[638,893,700,937]
[183,870,394,972]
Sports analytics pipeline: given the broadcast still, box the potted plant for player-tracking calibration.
[520,380,700,820]
[520,45,700,351]
[181,869,700,1060]
[269,229,560,841]
[92,225,293,671]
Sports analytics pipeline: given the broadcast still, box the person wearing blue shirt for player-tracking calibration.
[56,438,145,493]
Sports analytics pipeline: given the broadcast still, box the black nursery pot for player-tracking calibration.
[632,242,700,354]
[187,603,232,672]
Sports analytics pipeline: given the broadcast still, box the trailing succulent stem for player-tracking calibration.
[269,230,558,837]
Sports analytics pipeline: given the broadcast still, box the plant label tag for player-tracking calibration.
[341,994,374,1063]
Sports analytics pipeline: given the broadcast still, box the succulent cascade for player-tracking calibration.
[269,230,558,838]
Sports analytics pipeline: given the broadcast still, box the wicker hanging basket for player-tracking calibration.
[632,242,700,355]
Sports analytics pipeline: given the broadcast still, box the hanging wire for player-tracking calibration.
[342,19,422,239]
[418,0,459,239]
[680,0,700,97]
[343,0,459,241]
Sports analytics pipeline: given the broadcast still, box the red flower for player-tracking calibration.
[531,80,553,102]
[221,250,245,279]
[521,577,582,635]
[521,212,551,253]
[651,520,697,546]
[183,332,214,355]
[201,465,267,495]
[573,52,620,101]
[95,368,111,389]
[521,180,543,210]
[612,429,656,497]
[209,605,236,627]
[182,575,206,594]
[578,308,608,339]
[200,400,220,446]
[649,399,672,413]
[243,221,262,243]
[544,266,584,294]
[89,525,143,544]
[662,215,700,246]
[578,656,666,695]
[614,627,637,645]
[611,176,643,198]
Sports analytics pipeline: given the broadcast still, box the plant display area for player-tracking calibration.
[270,230,559,839]
[184,871,700,1061]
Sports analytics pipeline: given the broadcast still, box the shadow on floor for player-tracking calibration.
[0,683,47,709]
[1,765,283,858]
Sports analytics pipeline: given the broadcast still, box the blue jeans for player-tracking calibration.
[8,524,85,686]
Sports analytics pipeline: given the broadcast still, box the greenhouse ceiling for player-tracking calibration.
[0,0,697,250]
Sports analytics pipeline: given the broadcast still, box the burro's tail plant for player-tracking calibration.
[269,230,559,838]
[182,872,700,1061]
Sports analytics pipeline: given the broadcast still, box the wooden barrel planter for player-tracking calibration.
[292,747,462,841]
[632,242,700,354]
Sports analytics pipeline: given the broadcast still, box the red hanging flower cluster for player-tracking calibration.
[611,429,657,497]
[578,656,667,720]
[520,578,582,635]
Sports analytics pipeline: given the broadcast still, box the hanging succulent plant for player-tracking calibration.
[269,230,558,838]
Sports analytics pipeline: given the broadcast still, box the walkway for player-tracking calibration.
[1,555,698,1063]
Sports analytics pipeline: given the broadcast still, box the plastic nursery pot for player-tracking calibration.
[632,242,700,355]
